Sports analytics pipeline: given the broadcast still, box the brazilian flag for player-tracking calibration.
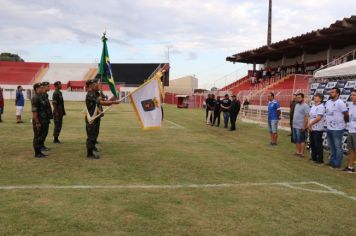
[98,34,118,97]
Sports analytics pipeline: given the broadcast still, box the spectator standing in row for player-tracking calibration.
[0,87,3,122]
[292,93,310,157]
[15,85,24,123]
[213,96,221,127]
[325,87,349,169]
[289,94,297,143]
[243,99,250,117]
[344,89,356,173]
[229,95,241,131]
[307,93,325,163]
[267,92,281,146]
[205,94,215,125]
[221,94,231,129]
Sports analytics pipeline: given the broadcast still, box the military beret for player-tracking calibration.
[86,79,94,86]
[54,81,61,86]
[33,83,43,90]
[42,81,50,86]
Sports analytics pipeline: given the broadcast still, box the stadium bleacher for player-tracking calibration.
[0,61,48,85]
[40,63,97,85]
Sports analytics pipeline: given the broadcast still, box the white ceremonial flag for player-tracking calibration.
[129,77,163,130]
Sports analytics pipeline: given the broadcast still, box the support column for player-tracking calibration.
[301,50,306,63]
[281,55,286,66]
[326,45,332,63]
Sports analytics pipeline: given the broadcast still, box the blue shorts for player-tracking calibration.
[0,107,3,114]
[268,120,278,133]
[293,128,306,143]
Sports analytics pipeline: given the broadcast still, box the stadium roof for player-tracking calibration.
[227,15,356,64]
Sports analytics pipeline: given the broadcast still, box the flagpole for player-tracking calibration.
[87,93,131,123]
[87,64,169,123]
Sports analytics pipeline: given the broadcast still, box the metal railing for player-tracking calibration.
[314,48,356,75]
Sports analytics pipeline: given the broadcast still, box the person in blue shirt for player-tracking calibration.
[15,85,25,123]
[267,92,281,145]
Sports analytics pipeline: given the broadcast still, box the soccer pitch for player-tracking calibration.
[0,101,356,235]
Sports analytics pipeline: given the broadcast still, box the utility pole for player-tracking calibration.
[267,0,272,46]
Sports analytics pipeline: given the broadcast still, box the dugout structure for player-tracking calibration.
[176,95,189,108]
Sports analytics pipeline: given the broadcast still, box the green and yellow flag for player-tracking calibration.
[98,34,118,97]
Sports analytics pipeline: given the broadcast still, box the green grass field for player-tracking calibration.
[0,100,356,235]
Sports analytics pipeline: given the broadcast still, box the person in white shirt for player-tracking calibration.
[307,93,325,164]
[344,89,356,173]
[325,87,349,169]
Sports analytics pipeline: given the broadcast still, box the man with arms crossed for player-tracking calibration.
[293,93,310,157]
[344,89,356,173]
[325,87,349,169]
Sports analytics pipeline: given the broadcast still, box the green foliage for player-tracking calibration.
[0,52,24,62]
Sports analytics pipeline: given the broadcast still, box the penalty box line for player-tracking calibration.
[0,181,355,201]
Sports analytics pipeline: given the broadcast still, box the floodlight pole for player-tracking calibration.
[267,0,272,46]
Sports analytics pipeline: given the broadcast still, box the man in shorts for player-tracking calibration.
[15,85,25,123]
[267,92,281,145]
[292,93,310,157]
[344,89,356,173]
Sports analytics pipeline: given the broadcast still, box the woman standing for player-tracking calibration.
[307,93,325,164]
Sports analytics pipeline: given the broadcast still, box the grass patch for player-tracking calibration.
[0,100,355,235]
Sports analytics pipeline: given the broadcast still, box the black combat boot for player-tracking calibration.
[41,146,50,151]
[53,137,61,144]
[34,149,47,158]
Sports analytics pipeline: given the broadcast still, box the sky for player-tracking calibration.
[0,0,355,89]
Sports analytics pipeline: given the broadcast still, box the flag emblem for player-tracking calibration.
[141,98,159,112]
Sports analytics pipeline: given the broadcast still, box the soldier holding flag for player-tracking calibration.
[85,79,120,159]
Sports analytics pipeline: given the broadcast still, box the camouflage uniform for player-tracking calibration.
[52,89,66,140]
[94,90,105,144]
[41,92,53,148]
[31,92,48,155]
[86,90,101,156]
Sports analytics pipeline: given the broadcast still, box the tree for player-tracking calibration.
[0,53,24,62]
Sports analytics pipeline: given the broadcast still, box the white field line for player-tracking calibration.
[0,181,355,201]
[126,119,186,129]
[164,119,186,129]
[241,118,291,131]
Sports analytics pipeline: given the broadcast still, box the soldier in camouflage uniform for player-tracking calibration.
[31,83,48,158]
[85,79,120,159]
[94,82,108,148]
[41,82,53,151]
[52,81,66,143]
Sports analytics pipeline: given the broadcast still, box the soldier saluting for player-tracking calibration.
[52,81,66,144]
[31,83,48,158]
[85,78,120,159]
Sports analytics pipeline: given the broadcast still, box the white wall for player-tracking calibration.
[40,63,97,84]
[3,86,139,103]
